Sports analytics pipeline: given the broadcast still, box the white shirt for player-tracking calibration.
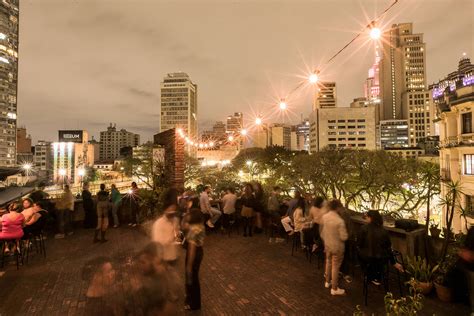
[222,193,237,214]
[151,216,179,261]
[200,191,211,213]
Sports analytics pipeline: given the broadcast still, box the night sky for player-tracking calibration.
[18,0,473,143]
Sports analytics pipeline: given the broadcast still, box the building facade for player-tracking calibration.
[313,82,336,110]
[379,23,432,147]
[270,123,291,150]
[16,127,32,164]
[311,105,377,151]
[52,131,95,185]
[99,123,140,161]
[34,140,53,182]
[160,73,198,153]
[226,112,243,134]
[379,119,409,149]
[0,1,18,167]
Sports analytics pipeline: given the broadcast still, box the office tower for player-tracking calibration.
[0,0,18,167]
[379,119,409,149]
[313,82,337,110]
[160,73,198,151]
[99,123,140,161]
[311,105,377,151]
[292,118,310,151]
[252,124,269,149]
[270,123,291,150]
[379,23,430,146]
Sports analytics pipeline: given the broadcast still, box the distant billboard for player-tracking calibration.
[58,130,83,143]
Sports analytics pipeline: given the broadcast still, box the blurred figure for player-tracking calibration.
[128,182,140,227]
[0,202,25,240]
[110,184,121,228]
[293,197,310,248]
[320,199,348,296]
[267,186,282,219]
[82,256,116,314]
[183,209,205,311]
[55,184,75,239]
[252,182,265,234]
[82,182,95,229]
[151,189,180,264]
[308,196,326,253]
[221,187,237,229]
[199,186,221,228]
[23,201,48,237]
[29,183,49,203]
[94,184,109,243]
[240,183,257,237]
[281,191,302,236]
[22,198,33,211]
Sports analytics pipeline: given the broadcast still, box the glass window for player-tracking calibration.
[466,195,474,214]
[465,154,474,175]
[462,112,472,134]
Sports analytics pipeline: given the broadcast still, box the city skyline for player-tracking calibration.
[18,0,472,143]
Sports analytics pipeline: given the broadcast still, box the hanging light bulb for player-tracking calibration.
[228,135,234,142]
[209,141,215,147]
[255,117,262,125]
[241,129,247,136]
[309,71,319,84]
[369,25,381,40]
[279,99,287,110]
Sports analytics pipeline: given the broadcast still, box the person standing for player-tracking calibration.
[320,199,348,296]
[253,182,265,234]
[183,209,205,311]
[308,196,327,252]
[55,185,75,239]
[82,182,95,229]
[151,190,180,265]
[199,186,221,228]
[94,184,110,243]
[240,183,257,237]
[221,187,237,229]
[110,184,121,228]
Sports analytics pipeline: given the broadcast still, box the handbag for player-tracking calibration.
[241,205,255,218]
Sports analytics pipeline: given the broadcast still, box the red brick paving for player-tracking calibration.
[0,227,469,315]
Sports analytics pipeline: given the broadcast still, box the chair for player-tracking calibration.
[1,239,23,270]
[291,232,301,256]
[23,231,47,263]
[362,250,405,306]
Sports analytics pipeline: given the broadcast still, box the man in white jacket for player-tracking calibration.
[320,199,348,296]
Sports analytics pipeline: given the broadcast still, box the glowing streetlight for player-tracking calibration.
[309,72,319,84]
[22,163,32,171]
[279,99,287,110]
[369,27,381,40]
[228,135,234,142]
[241,129,247,136]
[209,141,215,147]
[246,160,252,166]
[58,168,66,176]
[255,117,262,125]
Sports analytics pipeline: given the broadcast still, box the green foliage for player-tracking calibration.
[384,279,424,315]
[405,256,439,282]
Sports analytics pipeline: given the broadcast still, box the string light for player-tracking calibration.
[171,0,399,150]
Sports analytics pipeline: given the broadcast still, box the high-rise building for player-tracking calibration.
[34,140,53,182]
[99,123,140,161]
[160,72,198,152]
[226,112,243,134]
[292,119,310,151]
[252,124,269,149]
[270,123,291,150]
[364,48,381,107]
[379,23,431,146]
[379,119,409,149]
[0,1,18,167]
[52,130,95,185]
[313,82,337,110]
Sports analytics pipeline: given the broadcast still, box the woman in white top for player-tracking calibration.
[293,198,310,247]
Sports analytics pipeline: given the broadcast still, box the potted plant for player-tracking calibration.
[434,254,456,302]
[384,279,424,315]
[406,256,439,295]
[429,223,441,238]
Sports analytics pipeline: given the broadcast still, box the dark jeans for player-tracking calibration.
[130,203,139,224]
[185,246,203,310]
[341,240,356,276]
[57,209,73,234]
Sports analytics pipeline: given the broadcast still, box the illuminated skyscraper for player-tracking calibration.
[379,23,431,146]
[160,73,197,153]
[0,0,18,167]
[313,82,337,110]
